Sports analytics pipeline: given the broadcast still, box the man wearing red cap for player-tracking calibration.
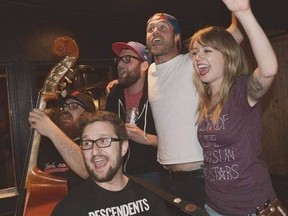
[105,41,163,184]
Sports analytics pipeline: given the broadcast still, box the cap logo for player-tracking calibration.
[147,13,181,34]
[71,91,80,96]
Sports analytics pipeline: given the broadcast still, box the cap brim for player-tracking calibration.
[112,42,141,59]
[61,95,82,106]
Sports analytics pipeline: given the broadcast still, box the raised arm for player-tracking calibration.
[223,0,278,105]
[226,13,244,44]
[29,109,89,178]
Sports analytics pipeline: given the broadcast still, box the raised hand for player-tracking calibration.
[28,108,59,138]
[222,0,250,13]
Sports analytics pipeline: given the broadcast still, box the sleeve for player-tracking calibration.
[37,137,55,171]
[233,76,254,111]
[105,86,118,112]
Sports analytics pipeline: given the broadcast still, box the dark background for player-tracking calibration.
[0,0,287,61]
[0,0,287,215]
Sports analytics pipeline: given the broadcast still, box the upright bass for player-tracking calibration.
[16,36,79,216]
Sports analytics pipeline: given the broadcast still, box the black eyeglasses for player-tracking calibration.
[114,55,143,64]
[80,137,121,150]
[60,102,84,111]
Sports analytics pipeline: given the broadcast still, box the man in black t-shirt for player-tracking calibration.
[51,111,169,216]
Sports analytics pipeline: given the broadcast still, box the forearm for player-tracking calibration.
[226,13,244,44]
[141,133,158,147]
[129,133,158,147]
[47,126,89,178]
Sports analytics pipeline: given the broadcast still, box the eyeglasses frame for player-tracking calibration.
[80,137,121,150]
[60,102,84,111]
[114,55,143,64]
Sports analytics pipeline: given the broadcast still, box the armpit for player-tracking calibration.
[247,75,263,99]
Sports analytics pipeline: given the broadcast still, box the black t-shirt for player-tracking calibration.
[37,136,83,189]
[51,177,170,216]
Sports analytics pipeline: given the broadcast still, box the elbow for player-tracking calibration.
[267,62,278,78]
[79,170,89,179]
[260,58,278,78]
[270,55,278,77]
[269,55,278,77]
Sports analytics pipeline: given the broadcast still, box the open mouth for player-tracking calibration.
[92,156,107,169]
[152,37,163,46]
[198,64,209,76]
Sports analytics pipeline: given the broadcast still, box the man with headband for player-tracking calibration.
[146,12,243,213]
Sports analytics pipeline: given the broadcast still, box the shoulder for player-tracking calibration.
[51,178,96,215]
[229,75,255,109]
[106,84,124,108]
[127,180,169,215]
[232,76,250,94]
[107,84,124,99]
[127,180,164,202]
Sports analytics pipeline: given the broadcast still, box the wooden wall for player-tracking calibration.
[243,31,288,177]
[262,33,288,176]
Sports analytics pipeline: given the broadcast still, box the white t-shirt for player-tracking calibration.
[148,53,203,164]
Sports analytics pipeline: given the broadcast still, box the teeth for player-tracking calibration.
[152,38,162,44]
[198,64,208,69]
[197,65,208,69]
[92,157,104,163]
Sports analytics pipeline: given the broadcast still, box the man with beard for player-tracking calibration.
[29,91,96,189]
[51,111,169,216]
[105,41,163,184]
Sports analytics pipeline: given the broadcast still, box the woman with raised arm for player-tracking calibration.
[190,0,277,215]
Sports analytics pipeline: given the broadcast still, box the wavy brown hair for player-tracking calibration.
[190,26,251,124]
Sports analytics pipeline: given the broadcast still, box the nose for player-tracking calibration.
[91,142,101,155]
[60,103,69,111]
[118,60,125,67]
[61,105,70,113]
[194,51,203,60]
[152,26,160,35]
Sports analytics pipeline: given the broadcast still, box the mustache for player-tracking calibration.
[60,111,72,119]
[91,154,107,163]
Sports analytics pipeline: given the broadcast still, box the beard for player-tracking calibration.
[118,66,141,88]
[85,147,123,183]
[149,43,172,57]
[58,111,81,139]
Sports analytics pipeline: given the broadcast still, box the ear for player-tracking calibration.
[174,33,181,42]
[140,61,149,72]
[121,140,129,156]
[174,33,182,51]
